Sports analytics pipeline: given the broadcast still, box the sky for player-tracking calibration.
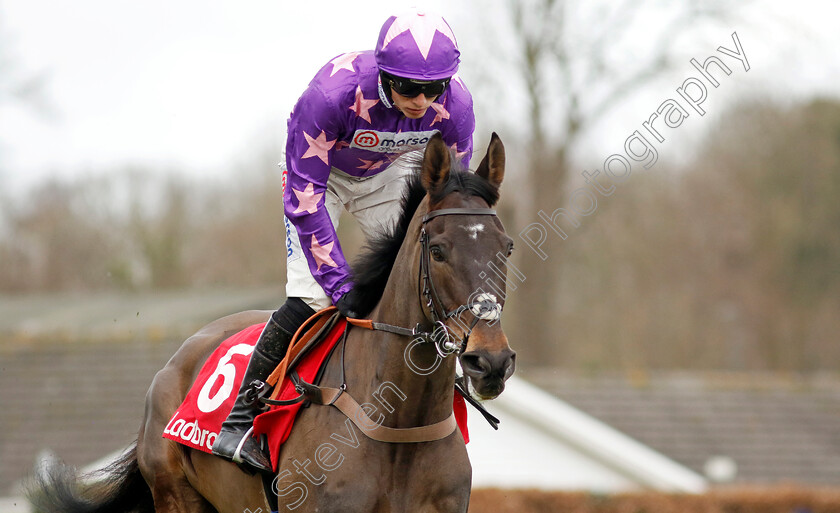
[0,0,454,191]
[1,0,839,194]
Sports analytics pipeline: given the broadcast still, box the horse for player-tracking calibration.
[31,132,516,513]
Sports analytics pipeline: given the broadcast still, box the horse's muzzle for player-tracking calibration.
[459,348,516,399]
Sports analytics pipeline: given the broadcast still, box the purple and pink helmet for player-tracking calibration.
[374,10,460,81]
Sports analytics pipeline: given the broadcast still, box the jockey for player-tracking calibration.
[212,10,475,472]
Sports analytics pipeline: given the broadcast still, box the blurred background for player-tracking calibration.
[1,0,839,511]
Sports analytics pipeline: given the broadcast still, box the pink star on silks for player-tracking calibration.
[382,153,402,165]
[382,11,457,60]
[335,140,351,151]
[369,159,387,171]
[292,182,323,214]
[302,130,336,165]
[452,74,467,91]
[357,158,387,171]
[310,235,338,271]
[329,52,361,77]
[430,102,450,126]
[349,85,379,123]
[450,142,468,162]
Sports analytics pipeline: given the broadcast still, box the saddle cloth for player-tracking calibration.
[162,317,469,471]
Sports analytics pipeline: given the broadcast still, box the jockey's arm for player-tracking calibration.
[284,86,353,305]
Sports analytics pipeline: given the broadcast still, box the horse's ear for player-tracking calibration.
[421,132,451,194]
[475,132,505,188]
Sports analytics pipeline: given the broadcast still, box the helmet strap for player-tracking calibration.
[377,74,394,109]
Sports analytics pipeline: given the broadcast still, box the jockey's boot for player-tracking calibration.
[211,315,292,473]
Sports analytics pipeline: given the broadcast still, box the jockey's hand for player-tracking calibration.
[336,289,362,319]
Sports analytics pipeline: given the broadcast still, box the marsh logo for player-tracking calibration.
[353,130,380,148]
[350,129,440,153]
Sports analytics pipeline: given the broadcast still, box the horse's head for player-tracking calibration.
[419,133,516,399]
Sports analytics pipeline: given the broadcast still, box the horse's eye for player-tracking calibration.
[430,246,445,262]
[506,243,514,257]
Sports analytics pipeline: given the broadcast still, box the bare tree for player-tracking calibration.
[470,0,741,365]
[0,178,120,291]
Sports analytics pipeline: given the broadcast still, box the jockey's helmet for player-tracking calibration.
[374,10,460,82]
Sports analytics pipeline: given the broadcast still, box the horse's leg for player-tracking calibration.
[142,444,265,513]
[148,459,217,513]
[186,450,268,513]
[271,404,384,513]
[138,357,219,513]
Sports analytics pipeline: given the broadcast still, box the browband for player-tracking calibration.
[422,208,497,224]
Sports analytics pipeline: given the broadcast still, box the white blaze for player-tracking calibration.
[462,223,485,240]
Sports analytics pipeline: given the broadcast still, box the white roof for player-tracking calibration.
[466,376,707,492]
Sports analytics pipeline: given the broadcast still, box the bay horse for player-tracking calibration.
[31,133,515,513]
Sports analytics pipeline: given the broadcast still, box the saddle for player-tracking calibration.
[264,305,343,400]
[255,307,461,445]
[259,306,498,438]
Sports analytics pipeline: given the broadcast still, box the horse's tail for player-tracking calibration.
[27,441,154,513]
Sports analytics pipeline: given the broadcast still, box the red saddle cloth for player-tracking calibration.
[162,319,469,470]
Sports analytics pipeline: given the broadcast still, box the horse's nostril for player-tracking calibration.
[460,353,490,377]
[502,352,516,380]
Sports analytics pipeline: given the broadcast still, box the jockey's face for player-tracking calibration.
[391,89,438,119]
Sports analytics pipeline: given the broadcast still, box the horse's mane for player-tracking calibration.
[350,153,500,317]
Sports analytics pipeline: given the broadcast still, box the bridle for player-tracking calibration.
[419,207,502,356]
[348,207,503,358]
[263,205,505,435]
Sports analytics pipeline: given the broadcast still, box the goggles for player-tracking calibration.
[381,71,451,98]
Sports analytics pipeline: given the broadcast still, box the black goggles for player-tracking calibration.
[381,71,450,98]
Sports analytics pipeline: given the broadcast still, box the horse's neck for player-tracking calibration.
[357,234,457,426]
